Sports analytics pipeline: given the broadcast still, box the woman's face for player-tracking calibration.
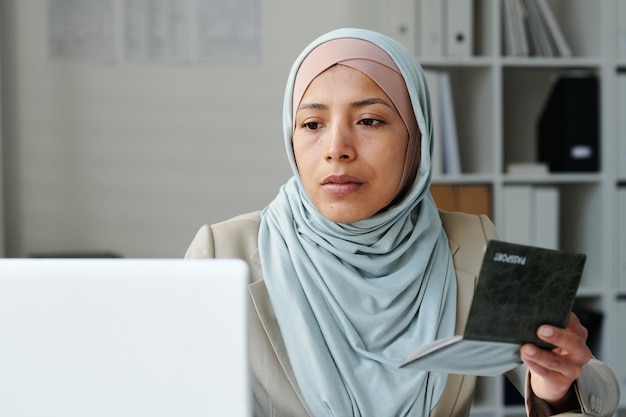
[293,64,410,223]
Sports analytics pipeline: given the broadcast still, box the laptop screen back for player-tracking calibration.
[0,258,250,417]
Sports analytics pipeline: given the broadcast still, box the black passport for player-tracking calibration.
[401,240,586,376]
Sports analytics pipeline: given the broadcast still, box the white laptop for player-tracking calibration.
[0,258,251,417]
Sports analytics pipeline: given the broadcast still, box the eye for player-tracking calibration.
[302,121,320,130]
[359,118,383,127]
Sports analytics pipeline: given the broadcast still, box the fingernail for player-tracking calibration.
[539,326,554,337]
[523,345,537,356]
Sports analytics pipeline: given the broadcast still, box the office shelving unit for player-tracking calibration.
[396,1,625,416]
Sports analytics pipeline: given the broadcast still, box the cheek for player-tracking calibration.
[292,141,316,184]
[292,141,305,171]
[293,134,323,166]
[375,140,408,174]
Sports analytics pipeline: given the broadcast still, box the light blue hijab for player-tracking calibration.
[259,28,457,417]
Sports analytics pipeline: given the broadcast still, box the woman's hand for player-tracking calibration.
[520,312,592,412]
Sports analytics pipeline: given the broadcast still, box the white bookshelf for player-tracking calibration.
[394,0,625,415]
[0,14,4,258]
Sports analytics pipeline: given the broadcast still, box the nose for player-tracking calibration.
[324,122,356,161]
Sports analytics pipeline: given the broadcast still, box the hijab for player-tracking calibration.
[258,28,457,417]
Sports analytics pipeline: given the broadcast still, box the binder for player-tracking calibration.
[522,0,557,56]
[387,0,417,54]
[620,0,626,61]
[504,376,524,405]
[616,296,626,391]
[520,0,542,56]
[619,187,626,290]
[535,0,572,56]
[430,184,492,219]
[503,0,530,56]
[457,185,492,218]
[419,0,444,57]
[424,70,442,175]
[502,185,560,248]
[538,73,599,172]
[619,74,626,177]
[430,184,456,212]
[503,185,533,246]
[532,186,559,250]
[439,72,461,175]
[502,0,517,56]
[446,0,473,57]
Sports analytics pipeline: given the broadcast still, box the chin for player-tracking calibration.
[319,208,371,224]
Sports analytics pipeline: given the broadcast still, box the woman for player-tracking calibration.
[186,28,619,417]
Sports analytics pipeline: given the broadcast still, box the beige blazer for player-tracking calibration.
[185,210,619,417]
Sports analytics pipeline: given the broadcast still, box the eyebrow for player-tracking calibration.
[298,102,328,111]
[297,97,393,112]
[352,98,393,109]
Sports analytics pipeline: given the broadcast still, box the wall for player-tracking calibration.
[1,0,382,258]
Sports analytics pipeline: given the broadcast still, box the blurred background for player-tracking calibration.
[0,0,383,258]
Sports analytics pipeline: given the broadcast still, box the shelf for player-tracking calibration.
[500,57,603,68]
[502,174,603,184]
[576,287,605,298]
[432,174,495,184]
[420,57,494,68]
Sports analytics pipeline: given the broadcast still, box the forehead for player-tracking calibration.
[300,65,389,101]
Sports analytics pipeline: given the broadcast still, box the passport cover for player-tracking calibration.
[402,240,586,376]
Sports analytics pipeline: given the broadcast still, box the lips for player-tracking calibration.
[321,175,364,196]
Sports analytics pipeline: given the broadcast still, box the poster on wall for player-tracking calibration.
[124,0,190,63]
[195,0,260,64]
[46,0,261,65]
[47,0,116,63]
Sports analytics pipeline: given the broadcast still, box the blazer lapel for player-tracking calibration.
[249,280,312,416]
[447,237,477,334]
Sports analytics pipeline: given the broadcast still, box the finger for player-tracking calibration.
[520,344,579,380]
[521,346,578,403]
[536,323,592,364]
[565,312,588,340]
